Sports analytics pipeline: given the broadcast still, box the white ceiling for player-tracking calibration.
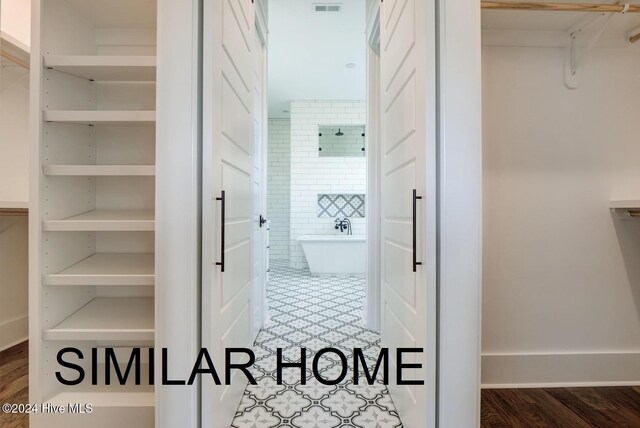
[267,0,367,118]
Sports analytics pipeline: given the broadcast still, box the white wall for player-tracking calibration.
[1,0,31,50]
[267,118,291,261]
[0,59,29,204]
[482,44,640,386]
[0,51,30,352]
[289,100,367,269]
[0,216,28,351]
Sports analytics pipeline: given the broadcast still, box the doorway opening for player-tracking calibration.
[231,0,402,426]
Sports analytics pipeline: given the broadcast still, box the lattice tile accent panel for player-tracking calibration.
[317,194,365,218]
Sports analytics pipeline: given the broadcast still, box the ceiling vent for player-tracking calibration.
[314,3,342,12]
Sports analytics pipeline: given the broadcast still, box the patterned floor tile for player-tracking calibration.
[231,261,403,428]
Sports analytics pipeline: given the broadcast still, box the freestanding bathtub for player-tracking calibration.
[297,235,366,276]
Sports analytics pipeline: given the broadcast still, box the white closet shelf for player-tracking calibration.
[43,297,153,341]
[48,391,154,408]
[610,200,640,220]
[43,165,156,176]
[44,253,155,286]
[610,200,640,209]
[43,209,155,232]
[0,200,28,209]
[43,110,156,124]
[44,55,156,81]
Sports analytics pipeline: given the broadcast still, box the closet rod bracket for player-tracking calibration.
[564,7,619,89]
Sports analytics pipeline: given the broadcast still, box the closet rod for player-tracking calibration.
[630,32,640,42]
[0,208,28,217]
[481,2,640,13]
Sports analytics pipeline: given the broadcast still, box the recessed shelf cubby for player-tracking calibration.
[32,0,158,424]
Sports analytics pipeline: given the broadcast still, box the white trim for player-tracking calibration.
[1,31,30,55]
[484,381,640,389]
[437,0,483,426]
[0,315,28,352]
[482,351,640,388]
[28,0,44,407]
[255,0,268,41]
[155,0,202,426]
[0,201,29,209]
[365,2,380,332]
[365,0,380,48]
[255,6,269,332]
[0,337,28,354]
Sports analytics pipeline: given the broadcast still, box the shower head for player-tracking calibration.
[335,128,344,136]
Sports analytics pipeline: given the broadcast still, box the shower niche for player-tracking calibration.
[318,124,365,157]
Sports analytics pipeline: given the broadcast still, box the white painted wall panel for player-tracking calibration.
[0,60,29,204]
[482,45,640,385]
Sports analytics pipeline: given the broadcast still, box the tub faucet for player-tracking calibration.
[335,218,352,235]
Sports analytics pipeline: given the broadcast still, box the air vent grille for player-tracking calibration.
[314,4,342,12]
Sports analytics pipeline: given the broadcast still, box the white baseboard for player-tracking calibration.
[482,351,640,388]
[0,314,28,352]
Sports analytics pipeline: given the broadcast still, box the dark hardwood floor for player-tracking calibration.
[0,341,28,428]
[482,387,640,427]
[1,341,640,427]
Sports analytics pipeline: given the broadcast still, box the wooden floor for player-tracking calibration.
[0,341,28,428]
[2,341,640,427]
[482,387,640,427]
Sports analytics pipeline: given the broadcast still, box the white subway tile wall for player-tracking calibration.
[289,100,367,269]
[267,119,291,261]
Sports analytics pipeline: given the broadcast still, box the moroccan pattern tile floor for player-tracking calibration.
[231,260,403,428]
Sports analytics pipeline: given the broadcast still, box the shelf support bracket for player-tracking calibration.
[564,5,623,88]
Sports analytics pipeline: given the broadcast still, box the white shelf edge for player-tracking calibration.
[43,165,156,176]
[609,200,640,209]
[610,200,640,220]
[44,55,156,67]
[43,297,154,342]
[43,110,156,124]
[44,253,155,286]
[43,209,155,232]
[0,200,28,209]
[44,55,157,81]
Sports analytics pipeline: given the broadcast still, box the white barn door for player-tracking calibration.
[202,0,256,426]
[379,0,437,426]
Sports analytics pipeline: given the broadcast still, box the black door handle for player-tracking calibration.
[259,215,267,227]
[413,189,422,272]
[216,191,225,272]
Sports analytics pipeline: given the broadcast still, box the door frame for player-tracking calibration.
[436,0,483,426]
[254,0,269,333]
[155,0,202,426]
[365,1,381,331]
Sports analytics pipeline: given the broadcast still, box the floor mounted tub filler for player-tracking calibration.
[297,235,366,276]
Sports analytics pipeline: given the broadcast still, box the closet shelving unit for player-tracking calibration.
[31,0,157,425]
